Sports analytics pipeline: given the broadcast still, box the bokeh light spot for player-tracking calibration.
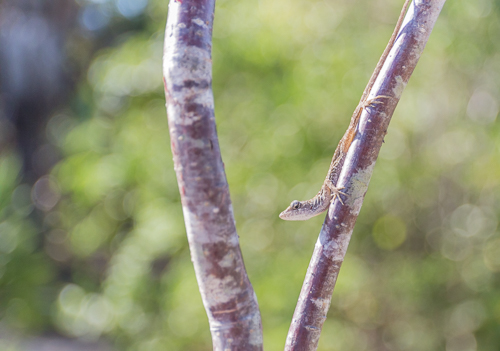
[483,238,500,272]
[116,0,148,19]
[372,215,407,250]
[0,221,19,254]
[31,175,61,211]
[80,5,110,31]
[467,89,498,124]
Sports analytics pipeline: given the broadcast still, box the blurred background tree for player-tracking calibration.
[0,0,499,350]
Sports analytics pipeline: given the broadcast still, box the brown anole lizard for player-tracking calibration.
[279,0,411,221]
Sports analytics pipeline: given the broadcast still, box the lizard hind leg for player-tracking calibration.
[362,95,392,109]
[326,180,347,205]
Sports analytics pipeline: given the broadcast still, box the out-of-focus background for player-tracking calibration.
[0,0,499,350]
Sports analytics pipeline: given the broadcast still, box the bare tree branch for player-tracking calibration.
[163,1,263,349]
[285,1,447,349]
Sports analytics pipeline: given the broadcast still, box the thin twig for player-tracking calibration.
[285,1,447,350]
[163,0,263,349]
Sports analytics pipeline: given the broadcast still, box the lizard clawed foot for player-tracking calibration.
[331,187,347,205]
[326,182,347,205]
[362,95,392,109]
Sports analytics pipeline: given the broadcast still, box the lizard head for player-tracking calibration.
[279,200,318,221]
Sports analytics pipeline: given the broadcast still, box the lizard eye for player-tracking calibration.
[291,200,300,210]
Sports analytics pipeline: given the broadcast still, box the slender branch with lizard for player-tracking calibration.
[279,0,411,221]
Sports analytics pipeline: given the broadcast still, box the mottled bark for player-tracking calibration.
[285,1,447,350]
[163,0,263,350]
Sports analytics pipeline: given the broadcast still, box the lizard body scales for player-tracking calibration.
[280,0,411,221]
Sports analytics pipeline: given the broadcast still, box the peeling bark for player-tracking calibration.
[163,0,263,349]
[285,1,447,350]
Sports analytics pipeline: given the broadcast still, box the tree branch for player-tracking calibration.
[163,0,263,349]
[285,1,447,349]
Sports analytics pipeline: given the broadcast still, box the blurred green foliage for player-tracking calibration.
[1,0,500,350]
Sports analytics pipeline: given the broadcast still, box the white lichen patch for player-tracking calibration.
[346,161,376,213]
[203,274,242,305]
[311,297,331,315]
[218,251,235,268]
[182,206,212,243]
[193,88,215,108]
[392,75,407,99]
[319,231,351,261]
[227,232,240,247]
[192,18,207,28]
[209,310,263,346]
[181,134,208,148]
[170,46,211,82]
[165,90,214,126]
[248,311,264,345]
